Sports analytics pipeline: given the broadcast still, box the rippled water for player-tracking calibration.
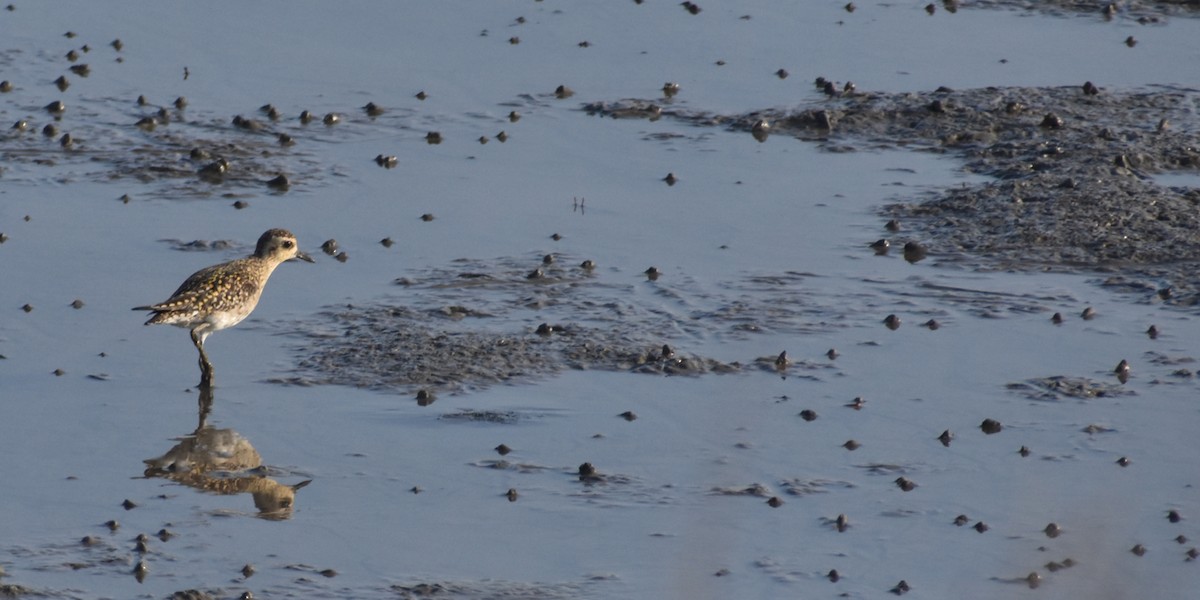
[2,2,1199,599]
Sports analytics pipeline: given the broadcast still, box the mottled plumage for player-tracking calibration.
[135,229,313,387]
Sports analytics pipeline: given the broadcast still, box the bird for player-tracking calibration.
[134,229,313,388]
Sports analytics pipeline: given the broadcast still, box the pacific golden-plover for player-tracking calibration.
[134,229,313,387]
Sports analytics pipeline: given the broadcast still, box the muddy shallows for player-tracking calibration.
[587,84,1200,304]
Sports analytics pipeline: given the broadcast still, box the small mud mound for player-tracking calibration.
[588,85,1200,305]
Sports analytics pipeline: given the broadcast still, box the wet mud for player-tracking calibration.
[587,83,1200,304]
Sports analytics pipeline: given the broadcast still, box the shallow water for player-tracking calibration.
[2,2,1199,599]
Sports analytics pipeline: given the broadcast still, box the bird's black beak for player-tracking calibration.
[294,251,315,263]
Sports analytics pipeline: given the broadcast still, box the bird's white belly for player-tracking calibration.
[161,303,256,333]
[204,308,252,333]
[207,309,249,333]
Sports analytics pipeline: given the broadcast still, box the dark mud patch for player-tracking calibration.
[278,257,865,394]
[1141,350,1199,383]
[284,309,735,394]
[569,472,671,508]
[1143,350,1196,366]
[587,84,1200,305]
[779,478,857,496]
[440,409,527,424]
[1007,375,1134,401]
[711,483,774,497]
[391,578,603,600]
[468,459,552,473]
[167,591,217,600]
[711,478,856,499]
[157,238,239,252]
[0,583,43,598]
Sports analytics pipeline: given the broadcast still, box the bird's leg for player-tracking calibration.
[191,328,214,388]
[196,384,214,431]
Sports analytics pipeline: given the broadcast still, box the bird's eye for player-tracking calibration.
[282,241,294,249]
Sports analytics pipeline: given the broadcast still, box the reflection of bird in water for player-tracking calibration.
[144,387,311,519]
[134,229,313,388]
